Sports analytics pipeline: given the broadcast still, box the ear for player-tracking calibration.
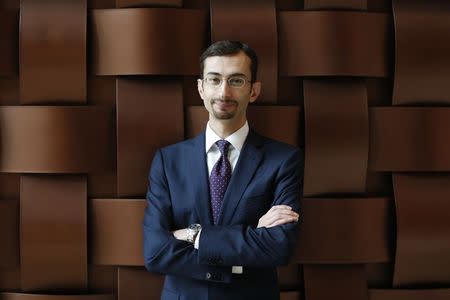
[249,81,261,103]
[197,79,205,100]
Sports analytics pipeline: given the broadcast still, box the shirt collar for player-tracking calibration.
[205,121,249,153]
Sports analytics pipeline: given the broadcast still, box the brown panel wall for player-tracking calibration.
[392,0,450,105]
[278,11,390,77]
[116,0,182,7]
[90,8,207,75]
[1,294,114,300]
[116,78,184,197]
[0,200,19,268]
[294,198,392,264]
[370,289,450,300]
[117,267,163,300]
[211,0,278,103]
[303,79,368,196]
[369,108,450,171]
[0,11,18,77]
[0,0,448,299]
[90,199,146,266]
[0,107,113,173]
[19,0,86,104]
[393,174,450,286]
[304,265,368,300]
[20,176,87,292]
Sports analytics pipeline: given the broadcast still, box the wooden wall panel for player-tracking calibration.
[1,294,114,300]
[117,267,163,300]
[116,78,183,197]
[278,11,390,77]
[116,0,182,7]
[370,289,450,300]
[303,79,368,196]
[392,0,450,105]
[0,200,19,268]
[20,176,87,291]
[0,0,448,299]
[19,0,86,104]
[90,199,145,266]
[369,108,450,171]
[0,11,18,77]
[91,8,207,75]
[304,265,368,300]
[0,107,113,173]
[393,174,450,286]
[293,198,392,264]
[304,0,367,10]
[211,0,278,103]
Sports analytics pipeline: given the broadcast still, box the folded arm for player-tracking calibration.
[175,149,303,268]
[142,149,232,282]
[144,147,303,278]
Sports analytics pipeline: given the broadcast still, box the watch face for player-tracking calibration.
[189,224,201,231]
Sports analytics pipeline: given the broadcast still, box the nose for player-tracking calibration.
[218,79,233,99]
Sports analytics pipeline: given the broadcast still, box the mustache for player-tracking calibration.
[211,99,238,105]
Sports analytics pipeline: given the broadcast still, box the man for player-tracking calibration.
[143,40,303,300]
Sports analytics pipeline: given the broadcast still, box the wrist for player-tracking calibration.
[186,224,202,243]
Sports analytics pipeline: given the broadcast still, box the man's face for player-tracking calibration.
[197,51,261,123]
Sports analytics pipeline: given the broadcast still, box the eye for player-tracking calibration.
[207,77,221,85]
[229,77,245,87]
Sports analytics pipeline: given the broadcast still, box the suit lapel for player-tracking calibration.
[218,129,264,225]
[189,131,213,226]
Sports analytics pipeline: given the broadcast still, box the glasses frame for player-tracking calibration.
[201,74,253,89]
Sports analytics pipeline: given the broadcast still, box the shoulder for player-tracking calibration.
[157,132,202,160]
[250,129,302,160]
[160,137,195,153]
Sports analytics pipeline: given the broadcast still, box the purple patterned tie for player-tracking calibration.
[209,139,232,225]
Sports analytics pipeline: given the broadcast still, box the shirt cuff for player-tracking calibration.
[194,229,201,249]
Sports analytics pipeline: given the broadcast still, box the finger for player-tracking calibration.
[266,210,299,220]
[267,216,299,228]
[259,207,299,227]
[270,207,297,217]
[264,212,298,227]
[270,205,292,211]
[267,210,299,224]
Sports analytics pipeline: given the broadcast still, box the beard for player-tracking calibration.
[210,98,238,120]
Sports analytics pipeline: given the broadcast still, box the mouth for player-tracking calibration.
[212,100,237,110]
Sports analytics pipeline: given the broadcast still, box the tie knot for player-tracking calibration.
[215,139,231,156]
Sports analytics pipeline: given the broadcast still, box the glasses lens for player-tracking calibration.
[228,77,245,87]
[205,76,221,86]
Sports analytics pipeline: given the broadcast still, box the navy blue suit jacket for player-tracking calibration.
[143,128,303,300]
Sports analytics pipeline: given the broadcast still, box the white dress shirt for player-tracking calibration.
[205,120,249,174]
[194,121,249,274]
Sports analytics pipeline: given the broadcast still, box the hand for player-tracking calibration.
[257,205,299,228]
[172,228,188,241]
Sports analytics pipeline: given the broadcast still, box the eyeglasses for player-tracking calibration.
[202,75,252,89]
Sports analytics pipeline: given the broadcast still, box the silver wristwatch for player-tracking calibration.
[186,223,202,244]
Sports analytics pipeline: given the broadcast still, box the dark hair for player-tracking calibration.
[199,40,258,82]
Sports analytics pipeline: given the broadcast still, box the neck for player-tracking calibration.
[209,117,246,139]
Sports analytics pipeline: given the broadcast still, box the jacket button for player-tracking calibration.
[217,258,223,264]
[206,272,212,279]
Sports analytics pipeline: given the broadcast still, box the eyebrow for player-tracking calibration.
[205,72,247,77]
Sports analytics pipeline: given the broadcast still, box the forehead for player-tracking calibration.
[203,52,251,77]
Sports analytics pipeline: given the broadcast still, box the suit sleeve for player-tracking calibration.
[198,148,303,267]
[142,149,232,282]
